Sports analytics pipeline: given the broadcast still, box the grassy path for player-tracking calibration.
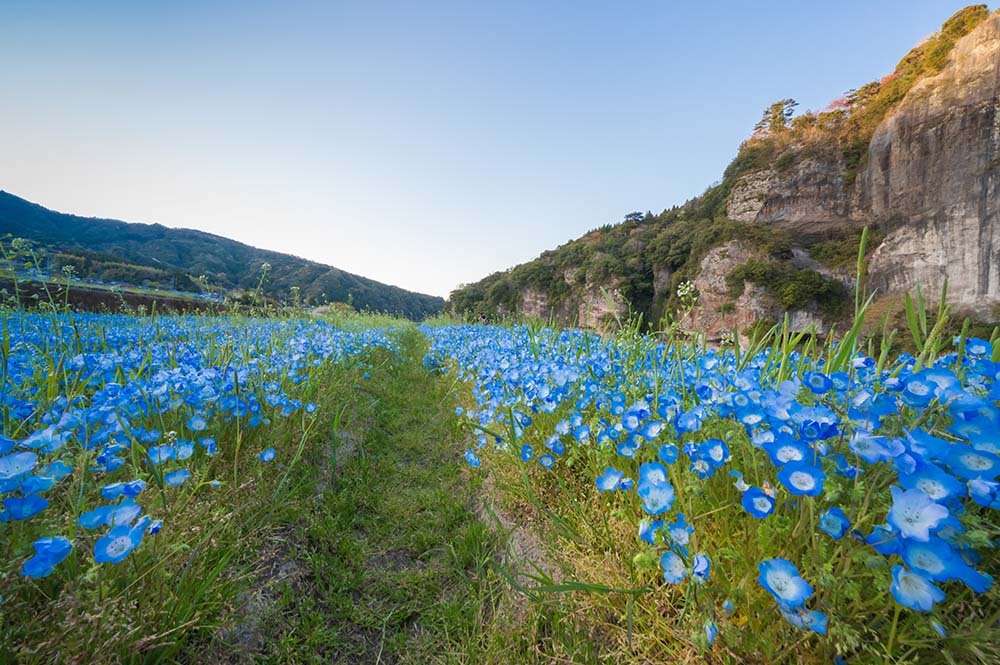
[246,327,502,664]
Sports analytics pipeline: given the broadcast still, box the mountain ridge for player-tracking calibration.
[0,190,444,319]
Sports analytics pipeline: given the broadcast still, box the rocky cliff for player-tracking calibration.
[727,7,1000,318]
[450,5,1000,335]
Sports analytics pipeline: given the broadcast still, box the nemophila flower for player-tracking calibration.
[164,469,191,487]
[778,604,828,634]
[617,433,642,458]
[867,523,903,556]
[147,445,175,465]
[947,445,1000,480]
[573,425,590,442]
[742,487,775,519]
[763,437,811,466]
[758,558,813,607]
[804,371,833,395]
[40,460,72,481]
[0,451,38,482]
[94,520,148,564]
[21,536,73,578]
[700,439,730,468]
[640,420,664,441]
[899,463,965,503]
[464,450,481,467]
[21,475,55,493]
[1,494,49,522]
[705,620,718,646]
[888,486,949,541]
[730,470,750,492]
[890,565,945,612]
[617,477,634,491]
[260,448,276,463]
[187,414,207,431]
[148,519,163,535]
[520,444,533,462]
[637,462,675,515]
[777,462,826,497]
[689,454,715,479]
[902,374,937,407]
[596,467,624,492]
[903,538,993,592]
[693,554,710,584]
[175,439,195,461]
[668,514,693,546]
[849,431,904,464]
[638,519,663,546]
[660,551,686,584]
[722,599,734,614]
[539,454,555,468]
[968,478,1000,509]
[819,506,850,540]
[658,443,679,465]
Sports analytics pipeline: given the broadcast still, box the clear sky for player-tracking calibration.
[0,1,984,297]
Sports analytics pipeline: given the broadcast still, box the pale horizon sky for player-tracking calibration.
[0,1,984,298]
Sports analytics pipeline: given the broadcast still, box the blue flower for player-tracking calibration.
[758,558,813,607]
[260,448,276,463]
[660,550,686,584]
[804,371,833,395]
[164,469,191,487]
[705,620,718,645]
[778,603,828,634]
[947,445,1000,480]
[0,451,38,482]
[538,454,555,468]
[700,439,730,468]
[187,415,207,431]
[902,537,993,592]
[819,506,850,540]
[777,462,826,497]
[693,554,710,584]
[657,443,679,465]
[890,565,945,612]
[741,487,775,519]
[887,486,949,541]
[667,513,693,546]
[638,519,663,546]
[464,449,480,467]
[21,536,73,578]
[520,444,533,462]
[94,520,147,564]
[595,467,624,492]
[1,494,49,522]
[899,463,965,503]
[763,437,811,466]
[637,462,675,515]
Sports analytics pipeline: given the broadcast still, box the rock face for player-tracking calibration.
[728,155,856,239]
[725,11,1000,317]
[687,241,776,341]
[863,13,1000,314]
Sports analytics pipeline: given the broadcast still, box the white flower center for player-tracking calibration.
[790,471,815,491]
[105,536,132,558]
[916,479,947,499]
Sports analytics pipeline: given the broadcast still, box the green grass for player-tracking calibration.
[198,326,507,664]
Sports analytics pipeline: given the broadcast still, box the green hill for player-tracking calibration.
[0,190,443,319]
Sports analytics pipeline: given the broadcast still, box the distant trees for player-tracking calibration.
[754,99,798,136]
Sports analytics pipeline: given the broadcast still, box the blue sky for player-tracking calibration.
[0,1,983,297]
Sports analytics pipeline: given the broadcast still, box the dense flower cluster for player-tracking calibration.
[0,313,393,593]
[425,324,998,645]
